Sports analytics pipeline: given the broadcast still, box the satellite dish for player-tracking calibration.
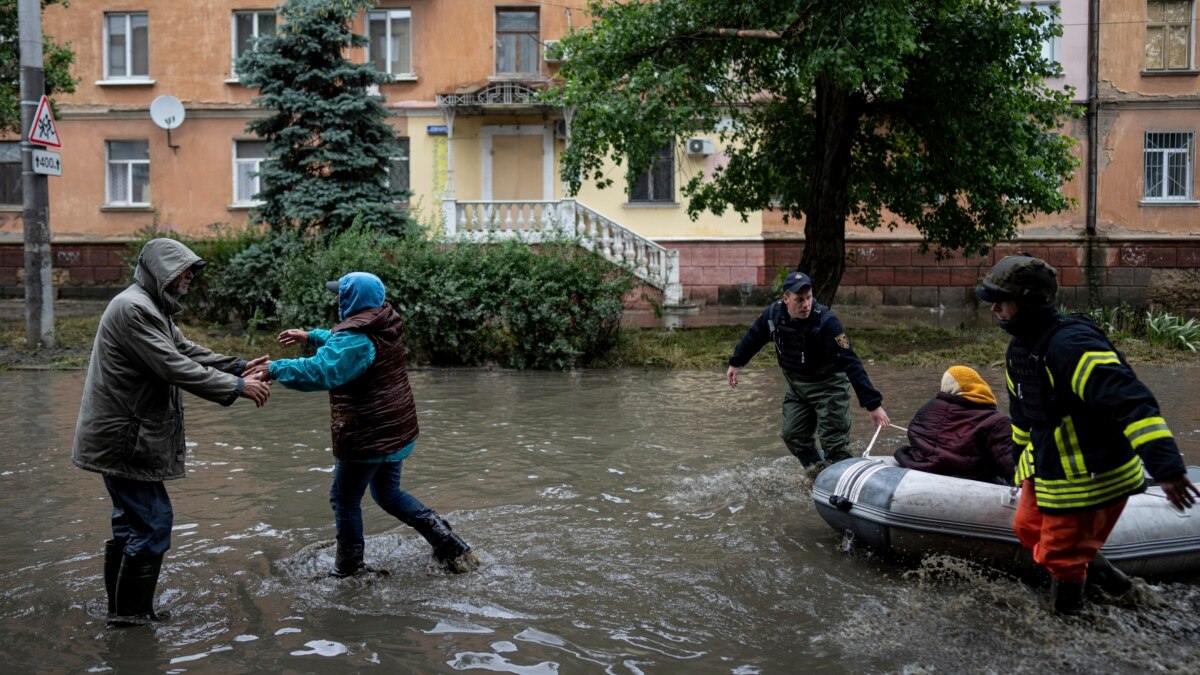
[150,95,185,151]
[150,95,186,129]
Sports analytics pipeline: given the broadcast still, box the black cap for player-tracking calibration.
[782,271,813,293]
[326,280,340,293]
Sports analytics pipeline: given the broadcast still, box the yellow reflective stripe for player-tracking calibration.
[1006,370,1015,396]
[1071,351,1120,399]
[1033,456,1146,509]
[1045,366,1055,389]
[1125,416,1173,450]
[1014,444,1034,484]
[1053,416,1087,478]
[1012,424,1030,446]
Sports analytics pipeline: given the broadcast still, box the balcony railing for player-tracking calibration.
[441,198,682,306]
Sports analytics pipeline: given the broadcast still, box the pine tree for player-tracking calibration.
[236,0,409,237]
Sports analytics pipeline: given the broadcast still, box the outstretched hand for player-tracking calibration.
[1159,474,1200,511]
[726,365,740,389]
[243,354,271,380]
[278,329,309,346]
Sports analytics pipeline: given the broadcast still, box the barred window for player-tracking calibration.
[1143,131,1194,200]
[0,142,21,205]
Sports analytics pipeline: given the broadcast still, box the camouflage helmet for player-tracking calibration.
[975,254,1058,308]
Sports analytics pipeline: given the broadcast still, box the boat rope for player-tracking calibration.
[863,424,883,457]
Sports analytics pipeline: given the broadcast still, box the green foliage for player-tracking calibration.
[124,223,271,323]
[277,226,635,369]
[547,0,1078,302]
[0,0,78,135]
[1146,311,1200,352]
[235,0,409,237]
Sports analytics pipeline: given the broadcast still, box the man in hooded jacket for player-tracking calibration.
[73,237,271,627]
[260,272,478,577]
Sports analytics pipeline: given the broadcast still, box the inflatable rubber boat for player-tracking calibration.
[812,456,1200,577]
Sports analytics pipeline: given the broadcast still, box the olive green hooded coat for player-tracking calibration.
[72,238,246,481]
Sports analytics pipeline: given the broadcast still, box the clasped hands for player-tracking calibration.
[237,329,310,407]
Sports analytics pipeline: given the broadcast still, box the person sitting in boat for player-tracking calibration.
[893,366,1015,484]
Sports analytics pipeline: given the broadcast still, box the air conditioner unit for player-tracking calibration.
[553,119,569,140]
[543,39,566,64]
[686,138,715,156]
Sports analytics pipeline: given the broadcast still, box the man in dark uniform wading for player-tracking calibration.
[727,271,890,467]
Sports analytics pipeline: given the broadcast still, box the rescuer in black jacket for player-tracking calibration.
[727,271,889,467]
[977,253,1198,614]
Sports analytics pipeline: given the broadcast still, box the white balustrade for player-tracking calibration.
[441,198,683,305]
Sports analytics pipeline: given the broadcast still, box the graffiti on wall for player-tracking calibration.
[0,212,24,233]
[1121,246,1147,267]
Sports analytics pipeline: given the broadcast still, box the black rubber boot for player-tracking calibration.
[790,447,823,467]
[1088,553,1133,596]
[103,539,124,616]
[328,544,365,578]
[108,554,168,627]
[1051,579,1086,615]
[413,515,479,573]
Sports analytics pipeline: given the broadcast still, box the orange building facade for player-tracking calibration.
[1,0,1198,310]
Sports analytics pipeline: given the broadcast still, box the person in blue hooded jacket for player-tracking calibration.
[257,272,479,576]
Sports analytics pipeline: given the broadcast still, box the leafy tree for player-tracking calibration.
[549,0,1078,303]
[235,0,409,237]
[0,0,77,135]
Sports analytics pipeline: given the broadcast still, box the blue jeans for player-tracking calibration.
[103,475,173,559]
[329,459,434,551]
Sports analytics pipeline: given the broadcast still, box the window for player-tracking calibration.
[628,145,675,203]
[232,10,276,77]
[1143,131,1194,201]
[0,142,20,205]
[1146,0,1194,70]
[105,12,149,79]
[388,138,410,200]
[1023,2,1060,65]
[495,8,539,75]
[368,9,412,77]
[106,140,150,205]
[233,140,269,204]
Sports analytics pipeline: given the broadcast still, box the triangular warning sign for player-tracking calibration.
[28,95,61,148]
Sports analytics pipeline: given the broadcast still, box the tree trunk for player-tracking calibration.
[799,78,859,306]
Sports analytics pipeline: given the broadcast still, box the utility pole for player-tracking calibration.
[19,0,54,348]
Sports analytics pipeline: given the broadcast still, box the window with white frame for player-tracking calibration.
[232,10,276,77]
[0,142,21,205]
[388,138,410,200]
[234,140,269,204]
[495,8,539,75]
[368,9,412,77]
[1145,0,1194,70]
[106,140,150,205]
[628,145,675,203]
[1023,2,1061,65]
[105,12,149,79]
[1143,131,1194,200]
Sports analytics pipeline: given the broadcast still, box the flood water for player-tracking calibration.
[2,366,1200,673]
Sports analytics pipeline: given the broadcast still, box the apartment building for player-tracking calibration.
[1,1,1197,309]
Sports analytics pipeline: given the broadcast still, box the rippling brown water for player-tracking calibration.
[1,366,1199,673]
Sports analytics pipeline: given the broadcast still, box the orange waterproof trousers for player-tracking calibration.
[1012,479,1127,582]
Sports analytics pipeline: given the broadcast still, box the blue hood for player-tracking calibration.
[335,272,386,320]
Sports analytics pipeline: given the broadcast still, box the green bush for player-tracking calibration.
[1146,311,1200,352]
[276,226,634,369]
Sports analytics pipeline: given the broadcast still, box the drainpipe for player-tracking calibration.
[1085,0,1101,306]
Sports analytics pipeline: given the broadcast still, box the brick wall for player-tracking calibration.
[3,238,1200,311]
[0,242,130,299]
